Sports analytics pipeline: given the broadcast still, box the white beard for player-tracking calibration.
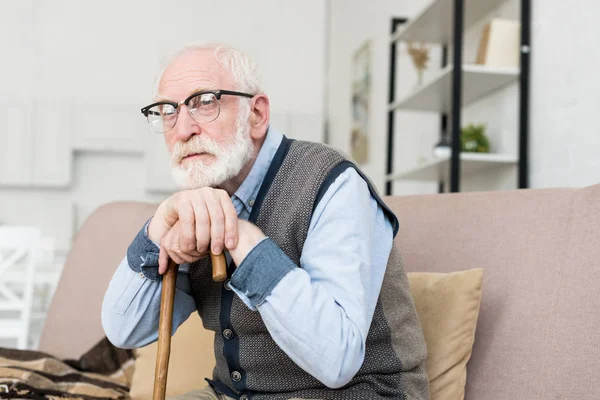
[169,106,254,190]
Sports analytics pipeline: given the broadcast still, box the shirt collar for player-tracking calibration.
[232,126,283,215]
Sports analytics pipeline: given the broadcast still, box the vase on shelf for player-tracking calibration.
[407,41,430,89]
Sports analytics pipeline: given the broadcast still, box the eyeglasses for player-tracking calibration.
[141,89,255,134]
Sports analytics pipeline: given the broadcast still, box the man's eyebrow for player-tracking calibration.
[189,87,213,96]
[153,87,213,103]
[153,93,172,103]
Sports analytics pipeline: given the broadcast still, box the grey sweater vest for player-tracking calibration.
[188,137,429,400]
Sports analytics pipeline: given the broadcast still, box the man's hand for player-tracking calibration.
[148,188,239,274]
[228,219,267,266]
[156,220,202,274]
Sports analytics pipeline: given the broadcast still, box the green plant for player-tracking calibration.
[460,124,490,153]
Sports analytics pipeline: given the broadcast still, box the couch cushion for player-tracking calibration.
[38,202,157,360]
[385,184,600,399]
[408,268,483,400]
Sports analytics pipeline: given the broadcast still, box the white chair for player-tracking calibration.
[30,237,61,349]
[0,226,41,349]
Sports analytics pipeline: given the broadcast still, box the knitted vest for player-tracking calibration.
[188,137,429,400]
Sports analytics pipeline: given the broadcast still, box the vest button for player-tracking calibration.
[231,371,242,382]
[223,328,234,340]
[240,395,248,400]
[224,280,232,291]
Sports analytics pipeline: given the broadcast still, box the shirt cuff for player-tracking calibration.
[230,237,296,308]
[126,218,161,281]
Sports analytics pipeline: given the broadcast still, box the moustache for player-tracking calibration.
[171,136,221,164]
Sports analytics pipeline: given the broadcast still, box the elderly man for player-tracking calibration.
[102,43,428,400]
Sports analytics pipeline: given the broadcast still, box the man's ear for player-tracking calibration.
[249,94,270,140]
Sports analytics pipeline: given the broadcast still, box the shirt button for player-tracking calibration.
[240,395,248,400]
[231,371,242,382]
[223,329,234,340]
[138,272,145,278]
[249,199,255,207]
[224,280,232,291]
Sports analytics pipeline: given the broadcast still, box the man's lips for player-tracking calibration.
[181,152,209,161]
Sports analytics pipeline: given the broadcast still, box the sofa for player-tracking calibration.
[37,184,600,399]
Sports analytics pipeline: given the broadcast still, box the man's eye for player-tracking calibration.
[198,95,215,106]
[159,105,176,116]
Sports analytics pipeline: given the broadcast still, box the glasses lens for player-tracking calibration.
[147,103,177,133]
[188,93,219,123]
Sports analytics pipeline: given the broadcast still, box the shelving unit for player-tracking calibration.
[386,152,517,182]
[385,0,531,194]
[390,0,512,44]
[389,65,519,113]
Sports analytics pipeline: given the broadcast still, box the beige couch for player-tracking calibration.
[38,184,600,399]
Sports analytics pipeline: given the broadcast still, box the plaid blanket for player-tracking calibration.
[0,338,134,399]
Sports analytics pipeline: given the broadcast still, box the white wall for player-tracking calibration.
[529,0,600,188]
[0,0,326,252]
[328,0,600,195]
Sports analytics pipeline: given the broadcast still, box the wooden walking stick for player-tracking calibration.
[153,252,228,400]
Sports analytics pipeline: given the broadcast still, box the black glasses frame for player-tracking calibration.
[140,89,255,117]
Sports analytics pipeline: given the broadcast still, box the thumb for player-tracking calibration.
[148,198,180,244]
[158,196,181,229]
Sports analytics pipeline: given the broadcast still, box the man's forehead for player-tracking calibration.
[156,49,231,101]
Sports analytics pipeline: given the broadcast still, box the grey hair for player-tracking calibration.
[152,42,262,100]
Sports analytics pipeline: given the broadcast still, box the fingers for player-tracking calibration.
[159,194,181,230]
[220,194,239,250]
[198,189,237,255]
[156,188,238,274]
[158,247,168,275]
[194,200,211,255]
[204,192,226,255]
[159,221,204,274]
[159,223,180,275]
[176,200,197,252]
[158,230,172,275]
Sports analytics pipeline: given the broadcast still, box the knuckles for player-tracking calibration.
[160,187,234,262]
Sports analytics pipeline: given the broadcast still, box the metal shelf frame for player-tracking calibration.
[385,0,531,194]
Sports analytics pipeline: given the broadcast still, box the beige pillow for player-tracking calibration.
[129,312,215,399]
[407,268,484,400]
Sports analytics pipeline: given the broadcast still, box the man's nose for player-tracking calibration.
[172,104,200,142]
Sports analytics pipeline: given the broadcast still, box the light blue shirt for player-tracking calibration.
[101,128,394,389]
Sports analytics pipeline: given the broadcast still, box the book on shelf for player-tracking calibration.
[476,19,521,68]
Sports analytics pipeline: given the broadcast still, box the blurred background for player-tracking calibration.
[0,0,598,349]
